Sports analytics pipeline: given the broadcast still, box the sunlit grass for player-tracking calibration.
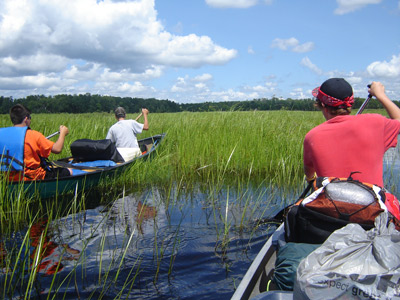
[1,110,322,190]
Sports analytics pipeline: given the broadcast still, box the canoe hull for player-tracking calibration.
[7,134,165,198]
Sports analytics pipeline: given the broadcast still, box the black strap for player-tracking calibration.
[1,152,25,170]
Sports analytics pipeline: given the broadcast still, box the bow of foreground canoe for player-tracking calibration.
[7,133,166,199]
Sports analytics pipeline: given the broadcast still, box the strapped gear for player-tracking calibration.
[284,175,399,244]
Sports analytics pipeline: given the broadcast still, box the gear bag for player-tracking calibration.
[284,176,389,244]
[294,212,400,300]
[70,139,123,162]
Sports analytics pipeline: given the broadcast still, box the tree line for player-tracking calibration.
[0,94,396,115]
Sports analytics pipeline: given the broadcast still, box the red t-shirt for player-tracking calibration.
[303,114,400,187]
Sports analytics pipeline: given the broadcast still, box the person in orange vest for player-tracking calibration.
[4,104,72,180]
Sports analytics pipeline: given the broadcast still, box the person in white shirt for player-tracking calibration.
[106,107,149,161]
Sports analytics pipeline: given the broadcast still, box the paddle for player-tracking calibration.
[46,131,60,139]
[135,112,143,121]
[260,84,373,224]
[356,84,372,115]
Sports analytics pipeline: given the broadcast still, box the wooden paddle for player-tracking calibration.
[135,112,143,121]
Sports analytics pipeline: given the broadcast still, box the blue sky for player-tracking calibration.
[0,0,399,103]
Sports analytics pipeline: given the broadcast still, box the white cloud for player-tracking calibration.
[248,46,255,54]
[292,42,314,53]
[0,0,236,96]
[210,89,251,101]
[334,0,382,15]
[156,34,237,67]
[271,38,314,53]
[205,0,259,8]
[271,38,298,50]
[195,82,207,89]
[168,74,279,103]
[205,0,273,8]
[193,73,213,82]
[367,54,400,78]
[0,54,68,76]
[244,81,276,94]
[116,82,148,93]
[300,57,323,75]
[289,88,306,99]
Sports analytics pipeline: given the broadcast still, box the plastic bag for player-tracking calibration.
[293,212,400,300]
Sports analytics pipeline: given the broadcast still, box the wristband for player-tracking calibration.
[305,173,316,182]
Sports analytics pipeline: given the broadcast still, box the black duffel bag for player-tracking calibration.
[70,139,124,162]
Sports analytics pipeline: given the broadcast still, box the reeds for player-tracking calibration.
[1,110,322,190]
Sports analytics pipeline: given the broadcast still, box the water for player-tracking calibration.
[384,144,400,195]
[3,184,291,299]
[3,146,400,299]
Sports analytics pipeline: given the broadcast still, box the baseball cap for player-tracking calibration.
[312,78,354,108]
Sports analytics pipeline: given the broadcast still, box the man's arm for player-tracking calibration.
[303,136,317,182]
[142,108,149,130]
[52,125,69,154]
[369,82,400,121]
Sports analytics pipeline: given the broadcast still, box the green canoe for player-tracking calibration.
[6,133,166,199]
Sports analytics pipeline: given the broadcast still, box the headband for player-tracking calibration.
[312,87,354,108]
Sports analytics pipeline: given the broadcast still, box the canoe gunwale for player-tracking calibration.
[231,223,282,300]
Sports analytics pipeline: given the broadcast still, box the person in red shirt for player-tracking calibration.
[9,104,72,180]
[303,79,400,188]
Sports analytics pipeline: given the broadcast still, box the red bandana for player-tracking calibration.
[312,87,354,108]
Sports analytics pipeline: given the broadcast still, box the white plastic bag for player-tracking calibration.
[293,212,400,299]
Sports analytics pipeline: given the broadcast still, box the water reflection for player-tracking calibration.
[2,185,281,299]
[4,147,400,299]
[29,219,80,276]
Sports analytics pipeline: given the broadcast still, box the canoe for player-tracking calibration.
[231,223,294,300]
[6,133,166,199]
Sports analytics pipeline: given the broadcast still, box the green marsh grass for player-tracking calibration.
[1,110,325,192]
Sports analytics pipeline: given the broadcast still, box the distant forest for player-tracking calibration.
[0,94,395,114]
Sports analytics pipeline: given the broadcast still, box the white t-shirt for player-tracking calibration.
[106,119,144,148]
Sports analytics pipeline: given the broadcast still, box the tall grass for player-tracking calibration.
[1,110,325,200]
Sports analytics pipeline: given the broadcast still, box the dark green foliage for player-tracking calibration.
[0,94,397,114]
